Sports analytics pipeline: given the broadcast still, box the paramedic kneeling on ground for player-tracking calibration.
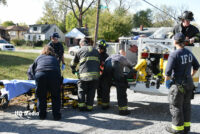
[165,33,199,134]
[29,45,62,120]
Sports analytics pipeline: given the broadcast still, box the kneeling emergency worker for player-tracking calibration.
[165,33,199,134]
[101,49,134,115]
[70,38,100,111]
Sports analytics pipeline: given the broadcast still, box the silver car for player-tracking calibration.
[0,39,15,51]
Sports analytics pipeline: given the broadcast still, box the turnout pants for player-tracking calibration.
[77,80,98,109]
[168,78,194,132]
[101,60,128,109]
[35,71,61,117]
[97,75,103,103]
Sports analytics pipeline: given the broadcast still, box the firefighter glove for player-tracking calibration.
[165,80,172,89]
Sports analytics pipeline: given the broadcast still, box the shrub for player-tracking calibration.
[11,39,26,46]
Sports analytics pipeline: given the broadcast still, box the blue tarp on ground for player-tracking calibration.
[0,78,78,100]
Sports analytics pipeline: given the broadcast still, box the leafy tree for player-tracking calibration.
[0,0,6,5]
[87,9,133,42]
[2,21,15,27]
[68,0,97,28]
[37,1,59,25]
[36,0,67,32]
[133,9,153,28]
[152,5,176,27]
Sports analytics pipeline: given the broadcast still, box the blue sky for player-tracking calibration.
[0,0,200,25]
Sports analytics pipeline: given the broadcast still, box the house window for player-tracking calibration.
[38,35,41,40]
[10,31,16,36]
[33,27,37,31]
[70,38,73,45]
[28,35,31,40]
[54,28,56,32]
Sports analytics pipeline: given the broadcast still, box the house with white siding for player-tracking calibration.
[24,24,65,42]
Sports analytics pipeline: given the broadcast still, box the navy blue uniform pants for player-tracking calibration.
[35,71,61,117]
[168,78,194,131]
[101,60,128,107]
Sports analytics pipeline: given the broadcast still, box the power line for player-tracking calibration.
[142,0,178,22]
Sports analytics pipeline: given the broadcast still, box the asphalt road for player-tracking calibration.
[0,87,200,134]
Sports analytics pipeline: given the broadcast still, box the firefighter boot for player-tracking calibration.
[184,127,190,134]
[101,103,110,110]
[97,98,102,106]
[119,110,131,116]
[165,126,184,134]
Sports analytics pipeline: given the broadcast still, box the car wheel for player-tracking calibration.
[70,51,74,56]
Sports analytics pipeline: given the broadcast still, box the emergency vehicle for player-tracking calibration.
[107,27,200,96]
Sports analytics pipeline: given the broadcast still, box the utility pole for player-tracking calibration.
[93,0,101,47]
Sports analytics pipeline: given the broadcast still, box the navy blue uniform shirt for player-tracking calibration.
[48,42,64,63]
[165,48,199,78]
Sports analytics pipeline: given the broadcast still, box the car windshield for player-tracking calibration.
[0,40,8,44]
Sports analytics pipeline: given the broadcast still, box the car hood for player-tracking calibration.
[0,43,14,46]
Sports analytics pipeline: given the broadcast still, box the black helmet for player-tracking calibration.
[178,11,194,21]
[98,39,108,49]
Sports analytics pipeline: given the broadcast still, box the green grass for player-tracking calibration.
[0,51,76,80]
[16,45,69,54]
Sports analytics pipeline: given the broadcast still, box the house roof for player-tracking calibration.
[28,24,55,34]
[0,26,6,30]
[6,25,28,31]
[132,27,159,37]
[65,27,89,39]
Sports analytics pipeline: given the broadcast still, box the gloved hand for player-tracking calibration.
[165,80,172,89]
[61,63,66,70]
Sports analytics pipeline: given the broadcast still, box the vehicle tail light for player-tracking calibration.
[133,73,137,80]
[141,52,149,59]
[163,54,169,60]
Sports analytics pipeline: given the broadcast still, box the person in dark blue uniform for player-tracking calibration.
[48,32,65,68]
[97,40,109,105]
[28,45,62,120]
[165,33,199,134]
[101,49,134,115]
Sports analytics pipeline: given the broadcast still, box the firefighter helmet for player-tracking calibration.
[178,11,194,21]
[98,39,108,49]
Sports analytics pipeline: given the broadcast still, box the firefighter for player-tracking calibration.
[70,38,100,111]
[97,40,109,105]
[173,11,200,46]
[48,32,65,69]
[165,33,199,134]
[28,45,62,120]
[101,49,134,115]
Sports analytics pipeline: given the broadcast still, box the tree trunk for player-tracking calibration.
[78,14,83,28]
[94,0,101,47]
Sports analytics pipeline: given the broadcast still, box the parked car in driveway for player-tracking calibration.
[0,39,15,51]
[68,46,80,56]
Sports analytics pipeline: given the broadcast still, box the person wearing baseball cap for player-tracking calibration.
[165,33,199,134]
[48,32,65,70]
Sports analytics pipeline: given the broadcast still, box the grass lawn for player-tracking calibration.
[0,51,76,80]
[16,45,69,54]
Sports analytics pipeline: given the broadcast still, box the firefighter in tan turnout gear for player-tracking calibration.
[165,33,199,134]
[70,38,100,111]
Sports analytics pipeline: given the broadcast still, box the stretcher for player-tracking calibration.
[0,78,78,110]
